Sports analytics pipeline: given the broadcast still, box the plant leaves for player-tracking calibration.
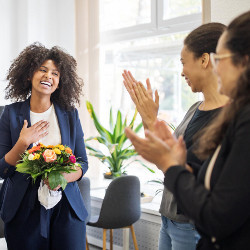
[48,172,67,190]
[86,101,113,142]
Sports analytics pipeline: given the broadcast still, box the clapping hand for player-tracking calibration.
[125,120,187,173]
[122,70,159,131]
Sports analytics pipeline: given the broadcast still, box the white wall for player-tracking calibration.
[0,0,76,105]
[211,0,250,24]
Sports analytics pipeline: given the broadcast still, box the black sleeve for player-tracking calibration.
[164,108,250,240]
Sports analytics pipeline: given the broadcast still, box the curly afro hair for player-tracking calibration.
[5,42,83,110]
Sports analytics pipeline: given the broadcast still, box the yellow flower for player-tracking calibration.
[53,148,61,155]
[39,143,46,148]
[47,145,54,149]
[33,154,40,160]
[58,145,65,151]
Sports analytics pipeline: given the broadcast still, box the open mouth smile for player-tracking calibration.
[40,81,52,87]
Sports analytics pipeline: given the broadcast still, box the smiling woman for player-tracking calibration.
[122,22,229,250]
[0,42,89,250]
[5,43,82,111]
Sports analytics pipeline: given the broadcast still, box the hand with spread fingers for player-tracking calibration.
[125,120,187,173]
[122,70,159,131]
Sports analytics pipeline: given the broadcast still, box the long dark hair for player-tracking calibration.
[196,11,250,159]
[5,42,83,110]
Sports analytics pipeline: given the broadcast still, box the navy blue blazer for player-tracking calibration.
[0,99,88,223]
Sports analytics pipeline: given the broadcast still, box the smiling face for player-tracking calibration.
[31,59,60,98]
[214,32,246,97]
[180,46,204,93]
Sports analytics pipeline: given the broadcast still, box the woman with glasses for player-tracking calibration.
[123,23,228,250]
[125,10,250,250]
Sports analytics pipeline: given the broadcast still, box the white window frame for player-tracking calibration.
[100,0,202,44]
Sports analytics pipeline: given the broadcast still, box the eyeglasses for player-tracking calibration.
[210,53,234,68]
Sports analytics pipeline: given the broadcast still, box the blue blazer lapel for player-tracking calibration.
[17,99,32,149]
[17,98,31,127]
[54,103,69,145]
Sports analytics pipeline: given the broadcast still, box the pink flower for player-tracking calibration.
[69,155,76,163]
[43,149,57,163]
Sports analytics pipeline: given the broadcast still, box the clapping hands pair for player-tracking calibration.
[122,70,187,173]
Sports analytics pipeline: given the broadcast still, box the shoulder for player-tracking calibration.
[186,101,201,114]
[2,100,27,115]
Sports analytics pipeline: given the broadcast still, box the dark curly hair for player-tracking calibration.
[5,42,83,110]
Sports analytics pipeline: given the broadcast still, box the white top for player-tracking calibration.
[205,145,221,190]
[30,104,61,146]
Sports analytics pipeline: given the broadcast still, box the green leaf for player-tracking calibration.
[85,144,104,155]
[109,107,114,131]
[166,122,176,131]
[48,172,68,190]
[86,101,113,142]
[128,109,138,129]
[134,159,155,173]
[113,110,122,142]
[134,122,143,133]
[16,162,30,173]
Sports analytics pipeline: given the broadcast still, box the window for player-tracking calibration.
[99,0,202,127]
[99,0,202,179]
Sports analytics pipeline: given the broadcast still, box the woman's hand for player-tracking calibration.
[5,120,49,166]
[125,120,187,173]
[122,70,159,131]
[18,120,49,147]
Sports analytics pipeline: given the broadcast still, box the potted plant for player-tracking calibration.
[85,101,155,178]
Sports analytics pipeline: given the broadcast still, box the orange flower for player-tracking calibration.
[28,145,41,154]
[65,147,72,155]
[43,149,57,163]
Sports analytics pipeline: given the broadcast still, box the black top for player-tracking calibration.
[185,107,220,176]
[164,103,250,250]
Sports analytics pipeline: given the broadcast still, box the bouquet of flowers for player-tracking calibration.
[16,143,81,190]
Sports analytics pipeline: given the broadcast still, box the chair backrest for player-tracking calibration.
[78,177,91,223]
[97,175,141,229]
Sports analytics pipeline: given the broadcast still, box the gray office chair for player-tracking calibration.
[87,175,141,250]
[77,177,91,250]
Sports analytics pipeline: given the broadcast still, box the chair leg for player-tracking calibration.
[103,229,107,250]
[110,229,113,250]
[86,235,89,250]
[129,225,139,250]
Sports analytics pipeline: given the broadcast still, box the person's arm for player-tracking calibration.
[122,70,159,131]
[165,108,250,240]
[5,120,49,166]
[0,106,49,179]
